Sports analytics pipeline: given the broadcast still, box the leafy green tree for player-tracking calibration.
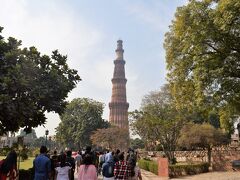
[208,111,220,129]
[219,107,235,135]
[130,138,145,150]
[178,123,229,165]
[0,27,81,134]
[55,98,109,149]
[131,85,185,164]
[164,0,240,132]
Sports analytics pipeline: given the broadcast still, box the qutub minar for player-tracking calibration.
[109,40,129,130]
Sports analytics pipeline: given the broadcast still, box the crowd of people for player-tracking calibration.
[35,146,142,180]
[0,146,142,180]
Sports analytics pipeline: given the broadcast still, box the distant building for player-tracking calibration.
[0,132,17,148]
[0,129,37,148]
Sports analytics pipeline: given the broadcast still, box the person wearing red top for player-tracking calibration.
[114,152,131,180]
[0,150,18,180]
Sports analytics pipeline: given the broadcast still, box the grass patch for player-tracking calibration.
[0,156,34,170]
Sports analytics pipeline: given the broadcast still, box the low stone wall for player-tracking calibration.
[139,150,208,163]
[212,147,240,171]
[174,151,208,163]
[139,147,240,171]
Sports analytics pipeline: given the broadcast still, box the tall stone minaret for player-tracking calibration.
[109,40,129,129]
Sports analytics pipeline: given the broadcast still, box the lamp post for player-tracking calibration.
[48,136,52,151]
[45,130,49,147]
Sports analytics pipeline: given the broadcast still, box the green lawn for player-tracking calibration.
[0,156,34,170]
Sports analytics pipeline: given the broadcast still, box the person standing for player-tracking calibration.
[102,152,114,180]
[50,150,59,180]
[98,151,105,175]
[78,154,97,180]
[0,150,18,180]
[55,154,71,180]
[114,152,131,180]
[128,158,142,180]
[33,146,51,180]
[75,150,82,173]
[113,149,120,163]
[66,150,75,180]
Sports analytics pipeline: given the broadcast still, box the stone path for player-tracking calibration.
[171,171,240,180]
[140,169,240,180]
[75,169,240,180]
[140,169,163,179]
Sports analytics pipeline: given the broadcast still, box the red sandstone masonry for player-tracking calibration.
[109,40,129,130]
[158,158,169,178]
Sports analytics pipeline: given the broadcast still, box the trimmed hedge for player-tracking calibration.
[138,159,209,178]
[169,163,209,178]
[138,159,158,175]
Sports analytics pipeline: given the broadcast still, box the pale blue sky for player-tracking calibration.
[1,0,187,137]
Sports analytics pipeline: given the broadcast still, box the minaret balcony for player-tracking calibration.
[111,78,127,83]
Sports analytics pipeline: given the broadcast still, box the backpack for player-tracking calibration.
[102,161,114,178]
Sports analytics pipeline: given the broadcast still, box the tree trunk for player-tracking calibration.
[164,150,175,164]
[207,147,212,165]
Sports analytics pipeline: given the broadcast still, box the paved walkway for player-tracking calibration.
[140,169,240,180]
[140,169,164,180]
[171,172,240,180]
[75,169,240,180]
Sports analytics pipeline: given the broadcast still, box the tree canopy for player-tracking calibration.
[164,0,240,130]
[0,27,81,134]
[91,126,129,150]
[130,85,185,164]
[55,98,109,149]
[130,138,145,150]
[178,123,229,164]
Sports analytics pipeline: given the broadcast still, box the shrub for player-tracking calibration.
[20,151,28,161]
[138,159,150,171]
[149,161,158,175]
[138,159,158,175]
[0,147,12,156]
[138,159,209,178]
[19,148,29,161]
[169,163,209,178]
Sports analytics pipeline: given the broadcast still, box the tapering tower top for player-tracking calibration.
[116,39,124,60]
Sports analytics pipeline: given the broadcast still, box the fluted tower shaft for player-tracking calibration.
[109,40,129,129]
